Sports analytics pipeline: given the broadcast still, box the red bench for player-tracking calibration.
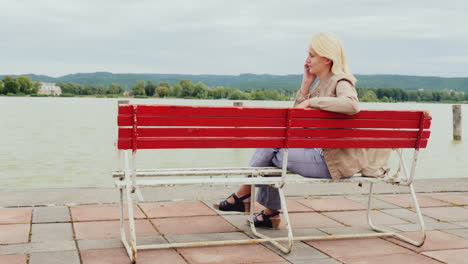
[114,104,431,263]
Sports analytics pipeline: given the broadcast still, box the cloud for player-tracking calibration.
[0,0,466,77]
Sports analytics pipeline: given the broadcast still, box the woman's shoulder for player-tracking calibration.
[331,73,356,86]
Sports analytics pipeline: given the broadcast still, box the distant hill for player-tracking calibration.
[1,72,467,91]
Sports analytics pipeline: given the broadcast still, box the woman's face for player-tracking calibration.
[306,47,331,75]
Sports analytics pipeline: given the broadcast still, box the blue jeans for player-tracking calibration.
[250,148,331,210]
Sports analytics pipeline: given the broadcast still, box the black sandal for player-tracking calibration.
[253,210,281,229]
[213,193,251,212]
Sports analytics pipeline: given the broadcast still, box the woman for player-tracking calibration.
[214,33,367,228]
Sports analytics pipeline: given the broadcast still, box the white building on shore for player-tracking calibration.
[38,82,62,95]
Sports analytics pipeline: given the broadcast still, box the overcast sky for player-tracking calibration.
[1,0,467,77]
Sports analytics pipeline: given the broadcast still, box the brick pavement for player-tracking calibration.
[2,192,468,263]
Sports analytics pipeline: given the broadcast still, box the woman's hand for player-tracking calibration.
[297,63,317,99]
[295,99,311,108]
[303,63,317,86]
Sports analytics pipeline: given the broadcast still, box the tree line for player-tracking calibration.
[130,79,292,100]
[2,76,466,102]
[356,87,468,102]
[54,79,292,100]
[0,76,40,95]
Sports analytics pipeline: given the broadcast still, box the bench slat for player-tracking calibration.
[114,175,383,188]
[291,118,431,129]
[118,138,286,149]
[112,168,283,177]
[118,128,430,139]
[118,115,430,129]
[119,104,288,117]
[288,138,427,148]
[119,127,286,138]
[118,137,427,149]
[289,129,430,139]
[290,108,432,120]
[118,116,287,127]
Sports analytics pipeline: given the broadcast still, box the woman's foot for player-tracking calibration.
[213,193,251,212]
[253,210,281,229]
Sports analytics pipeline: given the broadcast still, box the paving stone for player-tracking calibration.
[31,223,73,242]
[430,193,468,205]
[0,224,30,244]
[0,208,32,224]
[32,206,70,223]
[452,221,468,228]
[283,199,317,212]
[81,247,186,264]
[165,231,250,244]
[305,238,411,261]
[250,227,326,239]
[169,232,291,263]
[442,228,468,239]
[390,221,461,232]
[375,195,451,208]
[0,254,27,264]
[318,226,380,235]
[219,214,251,231]
[221,212,344,232]
[276,212,344,229]
[0,241,76,254]
[70,204,145,221]
[380,208,439,223]
[385,230,468,253]
[177,244,288,264]
[291,259,341,264]
[251,198,316,214]
[340,252,442,264]
[30,250,80,264]
[423,248,468,263]
[296,197,367,212]
[151,215,237,236]
[264,241,331,262]
[421,206,468,222]
[139,201,216,218]
[347,195,401,209]
[74,219,159,240]
[323,210,408,228]
[78,236,168,250]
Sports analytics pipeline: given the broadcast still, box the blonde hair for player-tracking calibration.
[309,33,356,84]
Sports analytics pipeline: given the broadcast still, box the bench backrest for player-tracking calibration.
[117,104,431,151]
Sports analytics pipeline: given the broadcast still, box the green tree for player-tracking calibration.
[145,81,157,96]
[0,80,3,94]
[179,79,194,97]
[156,86,170,97]
[228,89,249,100]
[193,82,209,98]
[361,90,378,102]
[250,90,266,100]
[32,81,41,94]
[158,81,170,88]
[107,83,124,94]
[171,83,182,97]
[17,76,33,94]
[3,76,19,94]
[132,80,146,96]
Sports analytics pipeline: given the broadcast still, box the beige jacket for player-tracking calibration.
[294,73,391,180]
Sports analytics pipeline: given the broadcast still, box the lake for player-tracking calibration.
[0,97,466,188]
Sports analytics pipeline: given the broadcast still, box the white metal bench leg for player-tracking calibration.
[366,182,426,247]
[248,184,293,253]
[122,150,138,263]
[247,184,294,254]
[248,148,293,254]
